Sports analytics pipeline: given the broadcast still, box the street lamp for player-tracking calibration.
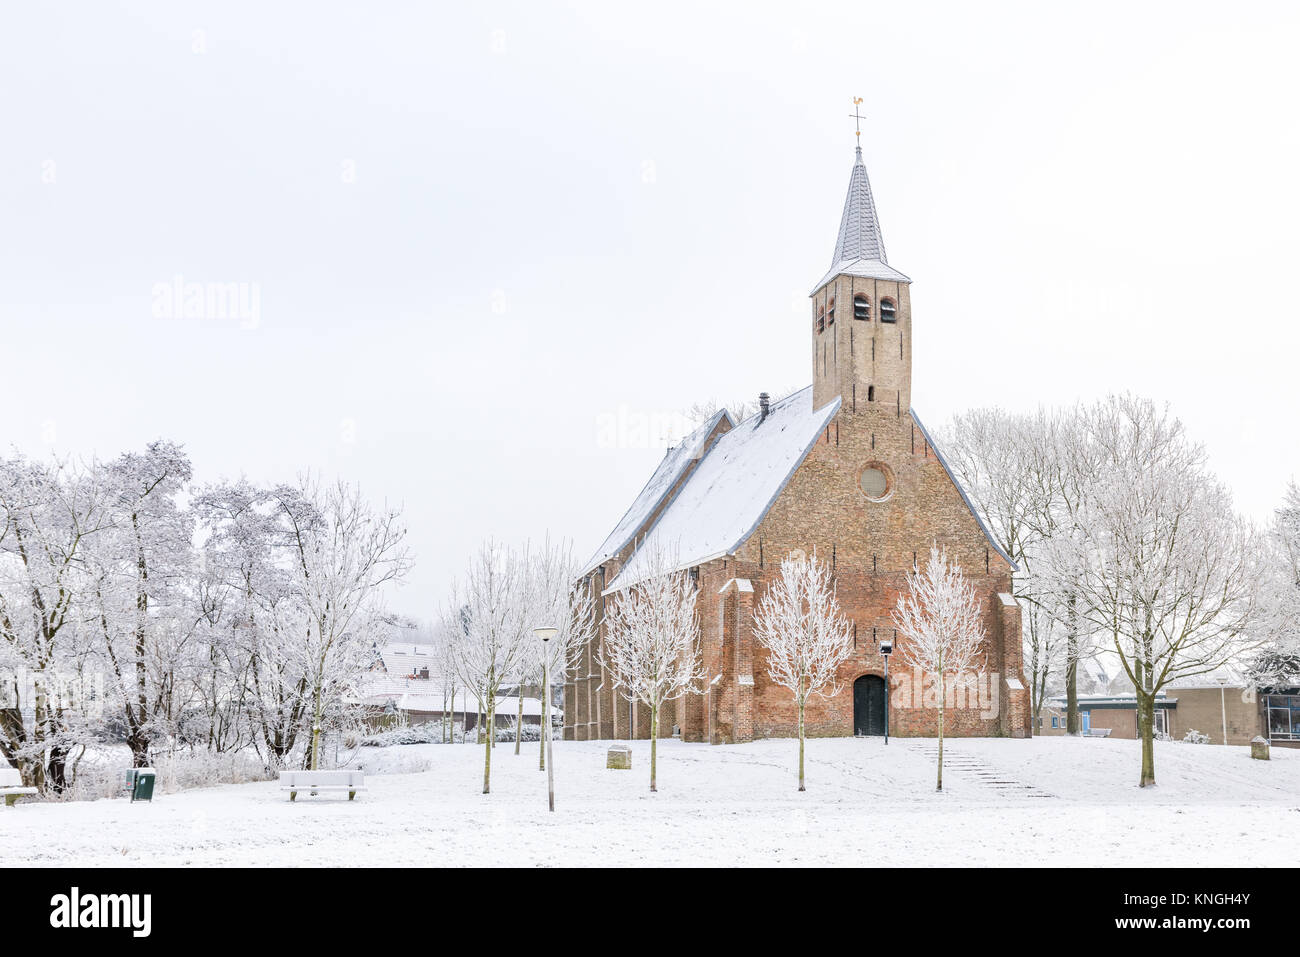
[534,626,558,812]
[1217,675,1229,746]
[879,636,893,746]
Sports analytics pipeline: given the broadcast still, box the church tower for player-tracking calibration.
[810,146,913,415]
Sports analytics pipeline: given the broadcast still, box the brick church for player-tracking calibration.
[565,142,1032,743]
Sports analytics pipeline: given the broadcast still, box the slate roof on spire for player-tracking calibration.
[812,146,910,293]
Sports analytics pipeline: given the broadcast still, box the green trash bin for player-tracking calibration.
[130,768,156,803]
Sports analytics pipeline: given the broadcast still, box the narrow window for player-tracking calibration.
[880,298,897,323]
[853,294,870,320]
[826,297,835,325]
[867,385,875,402]
[816,305,825,334]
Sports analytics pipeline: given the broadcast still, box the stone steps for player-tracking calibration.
[914,748,1056,798]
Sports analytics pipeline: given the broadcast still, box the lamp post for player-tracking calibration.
[534,627,558,811]
[1217,676,1229,746]
[879,636,893,746]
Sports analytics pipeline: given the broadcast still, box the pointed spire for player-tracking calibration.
[832,146,887,266]
[812,146,909,293]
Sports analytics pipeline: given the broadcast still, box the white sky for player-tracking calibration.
[2,1,1297,618]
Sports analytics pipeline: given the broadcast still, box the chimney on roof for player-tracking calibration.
[758,392,770,423]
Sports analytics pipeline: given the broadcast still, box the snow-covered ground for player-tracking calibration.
[4,736,1297,867]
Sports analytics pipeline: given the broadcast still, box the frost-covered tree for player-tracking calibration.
[1050,395,1257,787]
[197,481,311,766]
[0,454,112,792]
[447,540,533,793]
[1249,482,1300,687]
[526,538,596,770]
[269,477,410,771]
[893,545,987,792]
[83,441,196,767]
[598,554,704,793]
[945,405,1103,733]
[426,618,460,744]
[1021,598,1065,729]
[753,553,853,791]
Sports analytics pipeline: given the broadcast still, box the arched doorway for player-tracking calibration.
[854,675,886,736]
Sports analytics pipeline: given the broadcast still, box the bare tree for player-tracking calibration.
[599,554,704,792]
[753,553,853,791]
[447,540,533,793]
[270,477,411,771]
[0,454,112,792]
[527,538,595,770]
[1050,395,1257,787]
[893,545,987,792]
[1249,482,1300,686]
[82,441,195,768]
[944,405,1101,733]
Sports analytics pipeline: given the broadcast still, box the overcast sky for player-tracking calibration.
[2,1,1297,618]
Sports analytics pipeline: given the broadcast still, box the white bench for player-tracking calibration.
[280,770,366,802]
[0,766,38,807]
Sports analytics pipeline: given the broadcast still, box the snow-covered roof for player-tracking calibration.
[811,146,911,292]
[378,644,440,678]
[605,387,839,593]
[580,408,733,577]
[812,258,912,293]
[1046,692,1176,709]
[362,687,548,717]
[363,675,444,700]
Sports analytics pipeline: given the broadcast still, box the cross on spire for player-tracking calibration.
[848,96,865,144]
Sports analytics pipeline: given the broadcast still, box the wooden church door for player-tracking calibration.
[854,675,886,736]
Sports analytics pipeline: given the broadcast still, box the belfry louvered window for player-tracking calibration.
[853,294,870,320]
[826,297,835,325]
[880,298,897,323]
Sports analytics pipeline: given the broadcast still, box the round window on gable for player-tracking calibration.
[859,463,893,502]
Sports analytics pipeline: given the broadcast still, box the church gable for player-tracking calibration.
[737,406,1015,577]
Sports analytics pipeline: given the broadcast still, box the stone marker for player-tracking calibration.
[1251,735,1270,761]
[607,744,632,770]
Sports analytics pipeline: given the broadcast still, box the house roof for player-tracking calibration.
[604,386,839,593]
[812,146,911,293]
[362,687,548,717]
[378,645,440,678]
[579,408,733,577]
[1045,692,1178,710]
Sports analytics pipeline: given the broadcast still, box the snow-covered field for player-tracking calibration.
[4,736,1297,867]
